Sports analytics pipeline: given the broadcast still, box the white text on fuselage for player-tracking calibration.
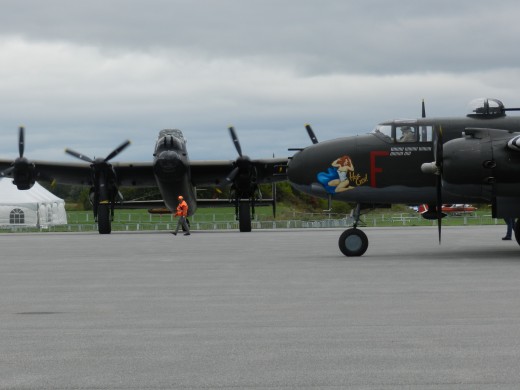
[390,146,431,156]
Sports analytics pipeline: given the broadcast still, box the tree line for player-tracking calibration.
[40,181,354,214]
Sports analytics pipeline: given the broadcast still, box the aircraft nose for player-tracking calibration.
[154,150,186,180]
[288,147,330,197]
[287,149,310,185]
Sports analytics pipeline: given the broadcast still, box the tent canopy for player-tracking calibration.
[0,179,67,227]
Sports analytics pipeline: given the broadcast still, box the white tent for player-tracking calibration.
[0,178,67,228]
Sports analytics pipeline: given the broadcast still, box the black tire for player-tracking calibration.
[338,228,368,256]
[97,204,112,234]
[239,202,252,232]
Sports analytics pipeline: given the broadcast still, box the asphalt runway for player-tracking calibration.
[1,226,520,389]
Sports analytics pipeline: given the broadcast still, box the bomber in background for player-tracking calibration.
[0,127,288,234]
[288,98,520,256]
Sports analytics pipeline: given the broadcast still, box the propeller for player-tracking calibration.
[305,124,319,144]
[1,126,25,177]
[225,126,252,183]
[18,126,25,159]
[1,126,38,189]
[65,140,131,164]
[65,140,131,225]
[226,166,240,183]
[224,126,260,232]
[229,126,243,157]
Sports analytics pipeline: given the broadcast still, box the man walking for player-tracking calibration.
[172,195,190,236]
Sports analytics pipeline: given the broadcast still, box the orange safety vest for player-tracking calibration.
[175,200,188,217]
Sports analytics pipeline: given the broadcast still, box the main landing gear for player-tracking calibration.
[238,201,252,232]
[338,204,369,257]
[97,203,112,234]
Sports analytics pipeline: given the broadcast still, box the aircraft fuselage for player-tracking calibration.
[153,129,197,215]
[288,115,520,205]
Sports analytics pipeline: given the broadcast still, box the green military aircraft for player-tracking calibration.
[288,98,520,256]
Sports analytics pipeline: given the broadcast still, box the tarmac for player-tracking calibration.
[1,226,520,389]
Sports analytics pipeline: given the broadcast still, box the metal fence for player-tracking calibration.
[0,211,504,233]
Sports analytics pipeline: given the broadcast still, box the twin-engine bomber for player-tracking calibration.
[2,98,520,257]
[287,98,520,255]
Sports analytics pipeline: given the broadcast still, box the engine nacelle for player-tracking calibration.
[442,130,520,198]
[12,158,36,190]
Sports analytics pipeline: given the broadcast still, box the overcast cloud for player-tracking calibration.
[0,0,520,162]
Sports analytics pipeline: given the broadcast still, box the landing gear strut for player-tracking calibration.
[514,219,520,246]
[97,203,112,234]
[238,201,252,232]
[338,204,369,257]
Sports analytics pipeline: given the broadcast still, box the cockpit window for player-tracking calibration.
[371,125,393,141]
[397,126,417,142]
[372,124,433,143]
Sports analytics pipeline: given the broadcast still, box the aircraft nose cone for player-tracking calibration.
[154,150,186,180]
[288,149,310,185]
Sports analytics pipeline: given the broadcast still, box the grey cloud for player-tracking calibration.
[0,0,520,162]
[1,0,520,75]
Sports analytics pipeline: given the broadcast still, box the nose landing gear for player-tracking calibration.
[338,204,369,257]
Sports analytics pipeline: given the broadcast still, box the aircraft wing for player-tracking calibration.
[189,158,288,186]
[111,162,157,186]
[0,160,158,187]
[0,157,288,187]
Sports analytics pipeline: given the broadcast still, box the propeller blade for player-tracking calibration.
[18,126,25,158]
[1,167,13,177]
[435,126,443,167]
[65,148,94,163]
[228,126,242,157]
[305,124,319,144]
[435,126,443,244]
[226,166,240,182]
[436,175,442,244]
[422,99,426,118]
[105,140,131,162]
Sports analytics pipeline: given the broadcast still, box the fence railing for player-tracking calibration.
[0,211,504,233]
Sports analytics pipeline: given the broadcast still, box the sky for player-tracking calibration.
[1,0,520,162]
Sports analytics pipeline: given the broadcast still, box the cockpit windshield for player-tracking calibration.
[371,125,393,141]
[371,123,433,143]
[154,129,185,154]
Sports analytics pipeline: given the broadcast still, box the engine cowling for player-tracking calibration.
[442,130,520,198]
[12,158,36,190]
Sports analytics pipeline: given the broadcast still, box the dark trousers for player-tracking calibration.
[504,217,515,238]
[174,216,190,234]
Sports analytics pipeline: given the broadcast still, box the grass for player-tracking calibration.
[65,206,501,228]
[0,203,505,233]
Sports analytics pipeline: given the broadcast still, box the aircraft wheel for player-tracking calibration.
[338,228,368,257]
[239,202,252,232]
[97,204,112,234]
[514,219,520,246]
